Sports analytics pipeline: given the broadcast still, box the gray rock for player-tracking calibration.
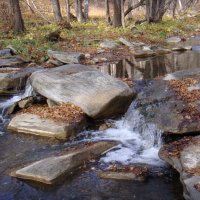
[30,64,134,119]
[0,67,42,94]
[47,50,85,64]
[11,141,117,184]
[155,48,172,55]
[0,56,27,67]
[18,97,34,109]
[0,49,12,57]
[159,136,200,200]
[126,68,200,134]
[133,50,156,58]
[166,36,181,43]
[8,113,86,139]
[100,40,118,49]
[119,38,134,48]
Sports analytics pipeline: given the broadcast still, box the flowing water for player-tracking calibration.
[1,37,200,200]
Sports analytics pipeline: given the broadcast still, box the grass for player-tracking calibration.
[0,13,199,64]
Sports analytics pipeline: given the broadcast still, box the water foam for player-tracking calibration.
[88,108,163,166]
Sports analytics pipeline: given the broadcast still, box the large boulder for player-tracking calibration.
[30,64,134,119]
[125,68,200,134]
[159,136,200,200]
[11,141,117,184]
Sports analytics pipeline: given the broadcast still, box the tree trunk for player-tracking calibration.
[84,0,89,20]
[76,0,85,22]
[146,0,166,23]
[113,0,122,27]
[65,0,70,22]
[10,0,25,33]
[50,0,62,22]
[105,0,111,24]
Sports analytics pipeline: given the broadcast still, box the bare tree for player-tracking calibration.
[50,0,62,22]
[75,0,85,22]
[65,0,70,22]
[105,0,111,24]
[10,0,25,33]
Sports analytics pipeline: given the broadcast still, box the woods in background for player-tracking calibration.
[1,0,199,33]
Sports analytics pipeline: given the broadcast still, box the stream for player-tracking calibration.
[0,37,200,200]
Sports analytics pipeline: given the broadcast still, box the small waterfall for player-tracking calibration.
[87,104,163,166]
[0,80,33,135]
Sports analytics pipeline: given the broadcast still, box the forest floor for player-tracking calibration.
[0,14,200,65]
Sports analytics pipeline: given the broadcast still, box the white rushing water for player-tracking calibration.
[0,82,33,135]
[87,108,163,166]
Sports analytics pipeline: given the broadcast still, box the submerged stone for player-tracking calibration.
[11,141,117,184]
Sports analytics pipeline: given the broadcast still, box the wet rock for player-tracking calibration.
[46,59,63,66]
[99,171,147,181]
[126,68,200,134]
[159,136,200,200]
[99,123,113,131]
[11,141,117,184]
[0,67,42,94]
[166,36,181,43]
[7,113,86,139]
[30,64,134,119]
[100,40,118,49]
[47,50,85,64]
[0,56,27,67]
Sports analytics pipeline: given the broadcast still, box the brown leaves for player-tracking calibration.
[108,164,149,176]
[19,103,84,123]
[162,137,192,157]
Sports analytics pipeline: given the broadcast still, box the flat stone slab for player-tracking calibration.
[159,136,200,200]
[8,113,86,139]
[11,141,117,184]
[0,49,12,57]
[0,56,27,67]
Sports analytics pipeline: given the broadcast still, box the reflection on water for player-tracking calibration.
[98,39,200,80]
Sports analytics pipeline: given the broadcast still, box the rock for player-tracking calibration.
[47,50,85,64]
[0,56,27,67]
[0,49,12,57]
[47,99,58,108]
[97,49,105,54]
[0,67,42,94]
[133,50,156,58]
[119,38,134,48]
[172,46,192,51]
[166,36,181,43]
[155,48,172,55]
[47,59,63,66]
[8,113,86,139]
[11,141,117,184]
[100,40,118,49]
[159,136,200,200]
[30,64,134,119]
[126,68,200,134]
[18,97,34,109]
[85,53,91,59]
[99,171,147,181]
[99,123,113,131]
[6,45,17,54]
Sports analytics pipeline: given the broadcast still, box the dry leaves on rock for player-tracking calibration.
[19,103,84,123]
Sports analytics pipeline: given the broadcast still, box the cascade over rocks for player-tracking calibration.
[126,68,200,134]
[30,64,134,119]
